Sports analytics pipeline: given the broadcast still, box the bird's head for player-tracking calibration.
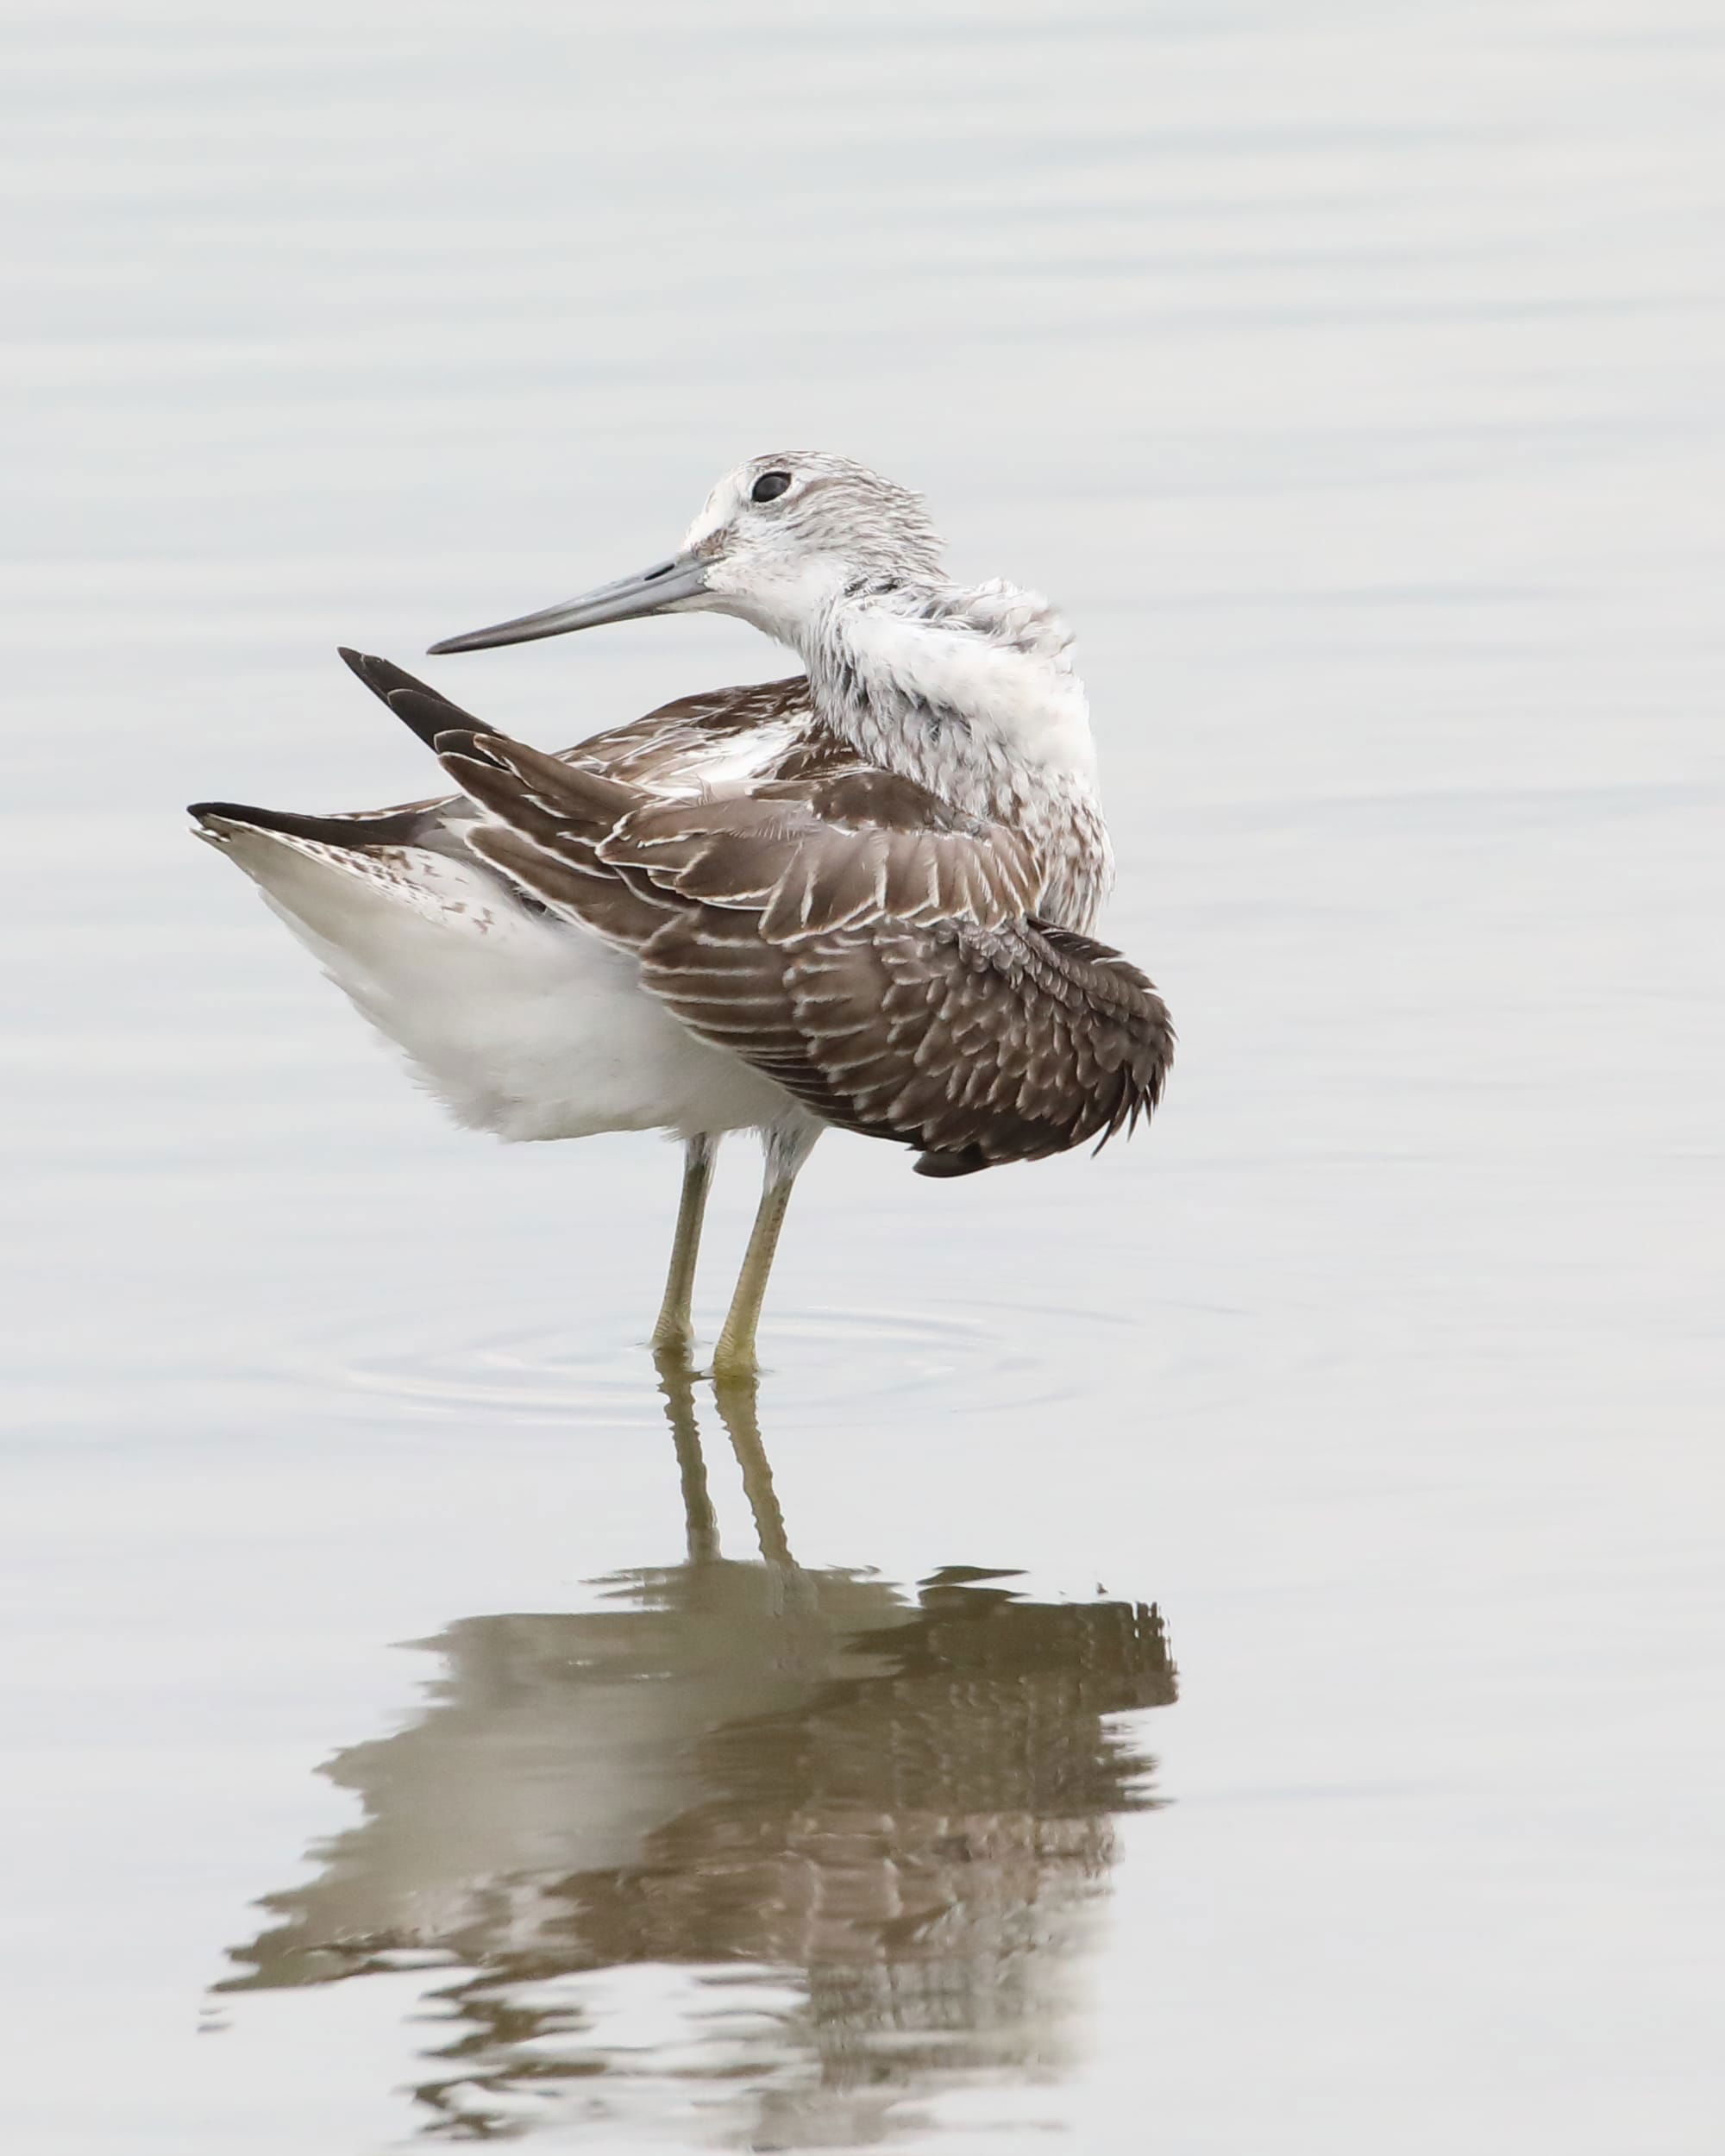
[429,452,944,657]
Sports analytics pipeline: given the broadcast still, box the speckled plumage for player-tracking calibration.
[190,453,1173,1366]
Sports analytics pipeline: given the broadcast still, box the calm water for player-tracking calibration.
[4,2,1722,2149]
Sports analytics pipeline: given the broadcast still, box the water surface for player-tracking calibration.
[3,2,1722,2150]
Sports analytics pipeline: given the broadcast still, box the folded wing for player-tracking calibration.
[440,728,1175,1176]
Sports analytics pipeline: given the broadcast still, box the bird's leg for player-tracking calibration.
[711,1183,794,1383]
[650,1134,716,1359]
[711,1124,819,1384]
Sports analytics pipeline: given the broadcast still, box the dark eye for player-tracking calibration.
[750,471,792,504]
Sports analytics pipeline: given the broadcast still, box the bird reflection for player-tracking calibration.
[219,1369,1176,2147]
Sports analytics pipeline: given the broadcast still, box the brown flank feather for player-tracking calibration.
[436,722,1174,1177]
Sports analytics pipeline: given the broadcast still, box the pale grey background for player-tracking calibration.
[3,2,1722,2150]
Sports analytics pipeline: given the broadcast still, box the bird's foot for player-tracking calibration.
[649,1326,700,1385]
[709,1336,762,1390]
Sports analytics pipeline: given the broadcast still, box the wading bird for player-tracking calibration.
[191,454,1173,1377]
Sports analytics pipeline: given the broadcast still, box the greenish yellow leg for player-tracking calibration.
[650,1135,715,1356]
[712,1155,804,1383]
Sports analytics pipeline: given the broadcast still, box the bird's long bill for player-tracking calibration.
[427,554,710,655]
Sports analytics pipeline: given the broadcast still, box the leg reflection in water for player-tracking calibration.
[218,1372,1177,2147]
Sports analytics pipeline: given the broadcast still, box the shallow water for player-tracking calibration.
[4,2,1722,2149]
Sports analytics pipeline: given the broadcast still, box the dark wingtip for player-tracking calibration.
[337,648,483,747]
[336,646,392,693]
[384,686,469,753]
[913,1147,993,1179]
[433,725,508,773]
[185,797,426,847]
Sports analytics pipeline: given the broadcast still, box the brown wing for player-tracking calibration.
[556,675,861,790]
[331,652,848,820]
[597,770,1043,939]
[441,727,1174,1176]
[638,909,1174,1175]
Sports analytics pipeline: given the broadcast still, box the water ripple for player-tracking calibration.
[279,1294,1179,1431]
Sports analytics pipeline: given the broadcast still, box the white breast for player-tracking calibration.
[804,586,1111,930]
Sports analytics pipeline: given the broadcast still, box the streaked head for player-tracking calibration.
[429,452,944,657]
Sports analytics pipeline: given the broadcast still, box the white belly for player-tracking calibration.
[210,825,794,1143]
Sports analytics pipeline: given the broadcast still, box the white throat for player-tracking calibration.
[776,578,1113,933]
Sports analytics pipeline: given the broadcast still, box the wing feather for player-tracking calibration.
[439,720,1174,1175]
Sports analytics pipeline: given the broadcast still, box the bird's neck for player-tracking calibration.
[790,580,1113,932]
